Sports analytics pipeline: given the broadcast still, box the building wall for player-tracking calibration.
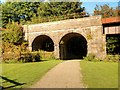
[23,15,106,59]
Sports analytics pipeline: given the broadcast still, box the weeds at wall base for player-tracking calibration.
[84,53,120,62]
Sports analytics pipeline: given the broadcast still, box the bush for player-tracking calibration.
[38,50,55,60]
[2,22,24,45]
[20,52,32,62]
[31,52,41,62]
[2,50,41,63]
[3,51,20,61]
[20,52,41,63]
[84,54,120,62]
[83,53,100,62]
[2,42,28,62]
[105,55,120,62]
[2,43,21,62]
[19,50,55,63]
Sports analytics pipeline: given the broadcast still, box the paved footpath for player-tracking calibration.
[31,60,86,88]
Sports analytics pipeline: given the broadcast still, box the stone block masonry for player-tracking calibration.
[23,15,106,59]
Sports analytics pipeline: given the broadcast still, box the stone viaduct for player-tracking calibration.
[23,15,120,60]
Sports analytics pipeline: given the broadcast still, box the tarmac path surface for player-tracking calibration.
[31,60,86,88]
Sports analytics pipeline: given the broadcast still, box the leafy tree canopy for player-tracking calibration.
[2,2,86,27]
[94,4,120,18]
[2,22,24,45]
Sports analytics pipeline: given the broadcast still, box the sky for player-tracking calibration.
[81,1,119,14]
[0,0,119,14]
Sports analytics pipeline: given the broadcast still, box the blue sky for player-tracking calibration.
[0,0,119,14]
[81,1,119,14]
[0,0,4,2]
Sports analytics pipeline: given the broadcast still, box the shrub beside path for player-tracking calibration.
[31,60,86,88]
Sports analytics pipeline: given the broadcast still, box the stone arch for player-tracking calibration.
[59,32,87,60]
[32,35,54,52]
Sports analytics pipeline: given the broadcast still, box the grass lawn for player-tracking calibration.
[80,61,118,88]
[1,60,62,89]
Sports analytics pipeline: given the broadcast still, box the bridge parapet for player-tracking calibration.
[23,15,102,33]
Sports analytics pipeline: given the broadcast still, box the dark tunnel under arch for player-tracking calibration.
[32,35,54,52]
[59,33,87,60]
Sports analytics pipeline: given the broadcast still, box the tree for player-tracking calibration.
[2,2,41,27]
[2,22,24,45]
[94,4,120,18]
[2,2,86,27]
[32,2,86,18]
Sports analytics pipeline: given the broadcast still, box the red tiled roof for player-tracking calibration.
[102,17,120,24]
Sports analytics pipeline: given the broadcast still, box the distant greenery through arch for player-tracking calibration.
[106,34,120,55]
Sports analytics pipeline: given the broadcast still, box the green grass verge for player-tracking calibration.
[1,60,62,89]
[80,61,118,88]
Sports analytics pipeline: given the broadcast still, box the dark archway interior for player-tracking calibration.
[59,33,87,60]
[32,35,54,52]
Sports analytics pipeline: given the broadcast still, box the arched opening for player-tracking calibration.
[59,33,87,60]
[32,35,54,52]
